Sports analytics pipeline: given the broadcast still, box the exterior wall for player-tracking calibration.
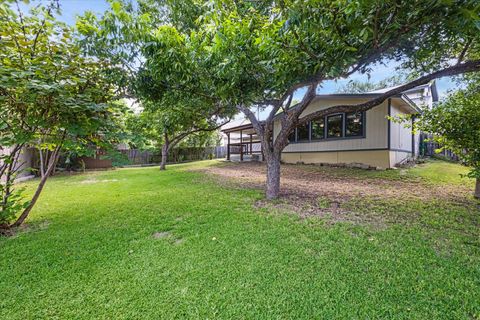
[0,147,34,181]
[390,102,414,154]
[281,150,391,168]
[274,97,390,168]
[271,94,424,168]
[389,150,411,166]
[413,132,420,157]
[275,97,389,152]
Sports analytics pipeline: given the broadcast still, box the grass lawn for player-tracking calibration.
[0,160,479,319]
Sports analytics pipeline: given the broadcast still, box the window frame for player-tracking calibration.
[345,111,365,138]
[326,113,345,139]
[310,116,326,141]
[296,121,310,142]
[288,111,366,144]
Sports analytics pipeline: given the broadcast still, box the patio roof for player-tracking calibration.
[221,121,264,134]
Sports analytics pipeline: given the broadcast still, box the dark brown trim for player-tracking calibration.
[281,147,413,154]
[345,111,366,138]
[282,147,389,153]
[326,113,344,139]
[226,132,230,160]
[228,141,262,146]
[290,111,366,144]
[289,135,365,144]
[387,98,391,150]
[411,115,415,155]
[240,130,243,161]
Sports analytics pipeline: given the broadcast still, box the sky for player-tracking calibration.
[22,0,460,120]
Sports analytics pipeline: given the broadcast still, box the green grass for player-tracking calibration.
[0,160,479,319]
[409,159,472,185]
[296,158,473,186]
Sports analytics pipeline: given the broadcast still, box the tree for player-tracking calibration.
[0,1,123,232]
[418,80,480,198]
[83,0,480,199]
[77,1,233,170]
[134,100,229,170]
[337,74,407,93]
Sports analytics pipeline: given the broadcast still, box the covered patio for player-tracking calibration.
[222,122,265,161]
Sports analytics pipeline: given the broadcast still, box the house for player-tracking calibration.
[0,146,35,182]
[222,81,438,169]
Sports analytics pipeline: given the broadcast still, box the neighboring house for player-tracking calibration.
[0,146,35,182]
[222,81,438,169]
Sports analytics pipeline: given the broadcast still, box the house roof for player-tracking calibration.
[368,80,439,102]
[271,92,420,120]
[221,120,265,134]
[222,81,436,132]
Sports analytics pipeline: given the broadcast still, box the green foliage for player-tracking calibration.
[78,0,480,148]
[178,130,221,148]
[0,0,126,226]
[337,74,408,94]
[0,179,29,225]
[418,80,480,179]
[130,0,479,108]
[77,1,234,154]
[0,0,124,150]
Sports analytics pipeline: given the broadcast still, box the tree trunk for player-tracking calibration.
[265,152,281,200]
[10,147,60,228]
[475,178,480,199]
[160,143,169,170]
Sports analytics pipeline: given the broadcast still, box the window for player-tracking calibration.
[287,112,365,143]
[297,122,309,141]
[288,129,296,142]
[311,118,325,140]
[327,114,343,138]
[345,112,364,137]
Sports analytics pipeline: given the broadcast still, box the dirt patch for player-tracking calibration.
[152,231,171,239]
[198,161,475,226]
[1,220,51,237]
[201,162,470,201]
[174,238,185,245]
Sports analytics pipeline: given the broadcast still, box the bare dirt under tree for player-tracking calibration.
[198,161,476,228]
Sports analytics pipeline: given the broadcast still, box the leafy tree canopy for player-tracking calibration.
[79,0,480,199]
[336,74,407,94]
[0,0,126,229]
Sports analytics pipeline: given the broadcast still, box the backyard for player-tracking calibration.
[0,160,479,319]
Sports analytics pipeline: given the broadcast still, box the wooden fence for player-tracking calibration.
[120,146,226,165]
[419,133,459,161]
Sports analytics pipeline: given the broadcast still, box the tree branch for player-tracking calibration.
[170,120,230,147]
[457,38,473,65]
[298,59,480,125]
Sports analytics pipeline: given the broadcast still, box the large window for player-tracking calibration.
[345,112,364,137]
[297,122,310,141]
[311,118,325,140]
[288,111,365,143]
[327,114,343,138]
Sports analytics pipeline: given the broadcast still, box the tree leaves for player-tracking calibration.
[418,79,480,178]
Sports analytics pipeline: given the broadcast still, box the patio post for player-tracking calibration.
[250,134,253,155]
[240,130,243,161]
